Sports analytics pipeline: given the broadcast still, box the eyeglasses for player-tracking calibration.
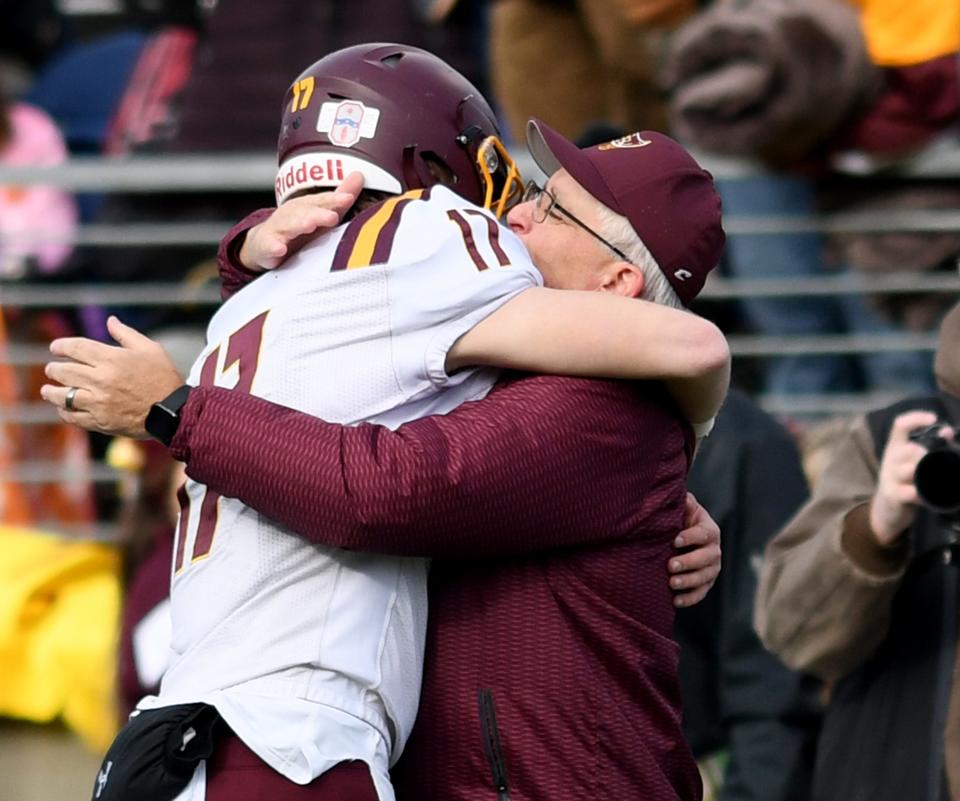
[522,180,631,263]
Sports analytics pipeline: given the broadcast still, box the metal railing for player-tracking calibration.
[2,144,959,489]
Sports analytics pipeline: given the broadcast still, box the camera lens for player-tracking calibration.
[914,448,960,514]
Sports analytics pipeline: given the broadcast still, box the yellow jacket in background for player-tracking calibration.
[0,525,121,753]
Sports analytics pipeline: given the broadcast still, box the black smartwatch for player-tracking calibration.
[145,385,193,446]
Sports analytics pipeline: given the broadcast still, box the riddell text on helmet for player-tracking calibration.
[275,158,346,200]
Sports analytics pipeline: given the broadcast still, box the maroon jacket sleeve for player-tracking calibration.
[217,208,274,301]
[170,375,685,558]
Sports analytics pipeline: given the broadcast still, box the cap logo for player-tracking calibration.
[674,268,694,282]
[598,133,652,150]
[317,101,381,148]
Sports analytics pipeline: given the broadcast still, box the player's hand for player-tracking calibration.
[669,492,722,607]
[240,171,365,271]
[40,316,185,438]
[869,410,951,547]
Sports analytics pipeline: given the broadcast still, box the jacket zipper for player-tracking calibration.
[478,689,511,801]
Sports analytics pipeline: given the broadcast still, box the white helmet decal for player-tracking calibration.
[317,101,381,148]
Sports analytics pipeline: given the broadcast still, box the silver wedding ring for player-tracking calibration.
[64,386,79,412]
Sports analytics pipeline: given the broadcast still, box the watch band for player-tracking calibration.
[145,385,193,446]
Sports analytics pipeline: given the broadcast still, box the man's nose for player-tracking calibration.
[506,199,534,232]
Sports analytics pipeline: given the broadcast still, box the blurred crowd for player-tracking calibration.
[0,1,958,800]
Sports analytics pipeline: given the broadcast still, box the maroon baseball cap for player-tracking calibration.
[526,119,725,305]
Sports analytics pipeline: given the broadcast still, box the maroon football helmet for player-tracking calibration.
[274,43,522,216]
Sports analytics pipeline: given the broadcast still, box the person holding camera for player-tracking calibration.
[755,299,960,801]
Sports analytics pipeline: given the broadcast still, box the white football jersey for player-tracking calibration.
[138,186,540,797]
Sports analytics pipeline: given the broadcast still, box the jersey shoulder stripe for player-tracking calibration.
[331,188,429,271]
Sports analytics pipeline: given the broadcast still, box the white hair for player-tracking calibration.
[593,204,683,309]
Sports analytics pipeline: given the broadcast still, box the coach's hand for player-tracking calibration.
[669,493,722,607]
[240,171,365,271]
[41,316,184,438]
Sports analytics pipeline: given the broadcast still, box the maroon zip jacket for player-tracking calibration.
[167,214,703,800]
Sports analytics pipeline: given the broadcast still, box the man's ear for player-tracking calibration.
[599,262,645,298]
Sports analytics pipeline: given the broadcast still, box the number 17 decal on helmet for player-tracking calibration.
[274,43,523,216]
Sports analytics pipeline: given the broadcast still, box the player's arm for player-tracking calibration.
[222,194,728,424]
[218,209,274,300]
[447,287,730,425]
[218,174,364,299]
